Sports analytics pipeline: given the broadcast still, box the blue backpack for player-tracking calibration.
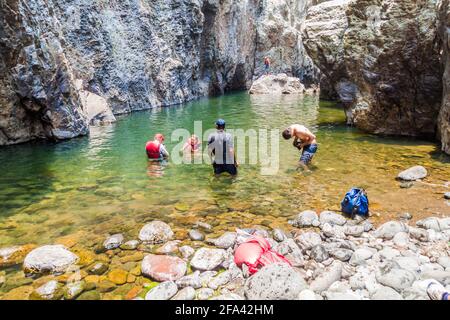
[341,188,369,218]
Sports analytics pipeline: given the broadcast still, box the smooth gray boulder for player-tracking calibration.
[397,166,427,181]
[145,281,178,300]
[138,221,173,244]
[331,248,353,262]
[343,225,365,237]
[376,262,417,292]
[23,245,78,274]
[310,261,343,293]
[188,230,205,241]
[244,263,307,300]
[319,211,347,226]
[190,248,226,271]
[171,286,196,300]
[310,245,329,263]
[207,232,237,249]
[416,217,442,232]
[295,232,322,250]
[292,210,319,227]
[374,221,408,240]
[349,248,374,266]
[371,286,404,300]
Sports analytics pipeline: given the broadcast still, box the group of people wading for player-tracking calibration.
[145,119,318,176]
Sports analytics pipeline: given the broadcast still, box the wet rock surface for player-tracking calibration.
[23,245,79,275]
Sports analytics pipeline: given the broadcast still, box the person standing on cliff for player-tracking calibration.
[282,124,318,171]
[207,119,238,176]
[264,56,271,75]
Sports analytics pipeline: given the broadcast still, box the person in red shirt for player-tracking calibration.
[145,133,169,160]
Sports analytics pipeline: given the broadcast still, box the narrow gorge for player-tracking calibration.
[1,0,449,154]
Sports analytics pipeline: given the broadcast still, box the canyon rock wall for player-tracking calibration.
[255,0,320,85]
[303,0,444,141]
[3,0,313,145]
[438,0,450,154]
[0,0,89,145]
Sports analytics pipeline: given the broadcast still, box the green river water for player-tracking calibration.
[0,92,449,248]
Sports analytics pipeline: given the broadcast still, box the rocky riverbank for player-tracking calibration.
[1,211,449,300]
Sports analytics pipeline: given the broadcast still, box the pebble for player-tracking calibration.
[188,230,205,241]
[319,211,347,226]
[444,192,450,200]
[88,262,108,275]
[120,240,139,250]
[176,271,202,289]
[179,245,195,260]
[196,288,214,300]
[310,261,343,293]
[297,289,317,300]
[103,234,124,250]
[272,228,287,242]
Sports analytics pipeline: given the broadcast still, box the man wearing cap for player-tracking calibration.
[146,133,169,160]
[207,119,238,176]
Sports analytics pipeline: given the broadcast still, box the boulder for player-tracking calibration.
[331,248,353,262]
[249,74,311,95]
[349,248,374,266]
[206,232,237,249]
[291,210,320,228]
[23,245,78,274]
[145,281,178,300]
[244,263,307,300]
[343,225,365,237]
[175,271,202,289]
[319,211,347,226]
[310,261,343,293]
[141,254,187,282]
[371,286,404,300]
[171,286,196,300]
[190,248,226,271]
[295,232,322,250]
[397,166,428,181]
[376,262,417,292]
[374,221,408,240]
[310,245,329,263]
[138,221,173,244]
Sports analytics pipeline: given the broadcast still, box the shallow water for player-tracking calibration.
[0,92,449,249]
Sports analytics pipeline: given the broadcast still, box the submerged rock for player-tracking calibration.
[103,234,124,250]
[188,230,205,241]
[30,280,63,300]
[23,245,78,274]
[0,244,35,268]
[141,254,187,282]
[397,166,428,181]
[138,221,173,244]
[244,263,307,300]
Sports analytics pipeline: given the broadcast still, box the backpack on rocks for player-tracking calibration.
[341,188,369,218]
[234,236,291,275]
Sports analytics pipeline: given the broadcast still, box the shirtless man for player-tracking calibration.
[282,124,318,170]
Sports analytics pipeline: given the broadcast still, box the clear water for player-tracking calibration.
[0,92,449,248]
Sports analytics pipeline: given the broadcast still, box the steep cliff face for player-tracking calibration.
[255,0,319,85]
[303,0,443,139]
[0,0,89,145]
[438,0,450,154]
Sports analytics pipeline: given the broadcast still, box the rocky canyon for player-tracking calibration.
[0,0,449,155]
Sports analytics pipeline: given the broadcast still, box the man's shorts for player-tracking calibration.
[300,144,318,165]
[213,163,237,176]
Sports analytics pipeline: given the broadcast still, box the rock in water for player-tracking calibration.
[138,221,173,244]
[397,166,428,181]
[249,74,312,95]
[103,234,124,250]
[23,245,78,274]
[188,230,205,241]
[445,192,450,200]
[30,280,63,300]
[145,281,178,300]
[190,248,226,271]
[141,254,187,282]
[310,261,343,293]
[120,240,139,250]
[374,221,409,240]
[244,264,307,300]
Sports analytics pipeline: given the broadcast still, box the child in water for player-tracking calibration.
[182,134,201,153]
